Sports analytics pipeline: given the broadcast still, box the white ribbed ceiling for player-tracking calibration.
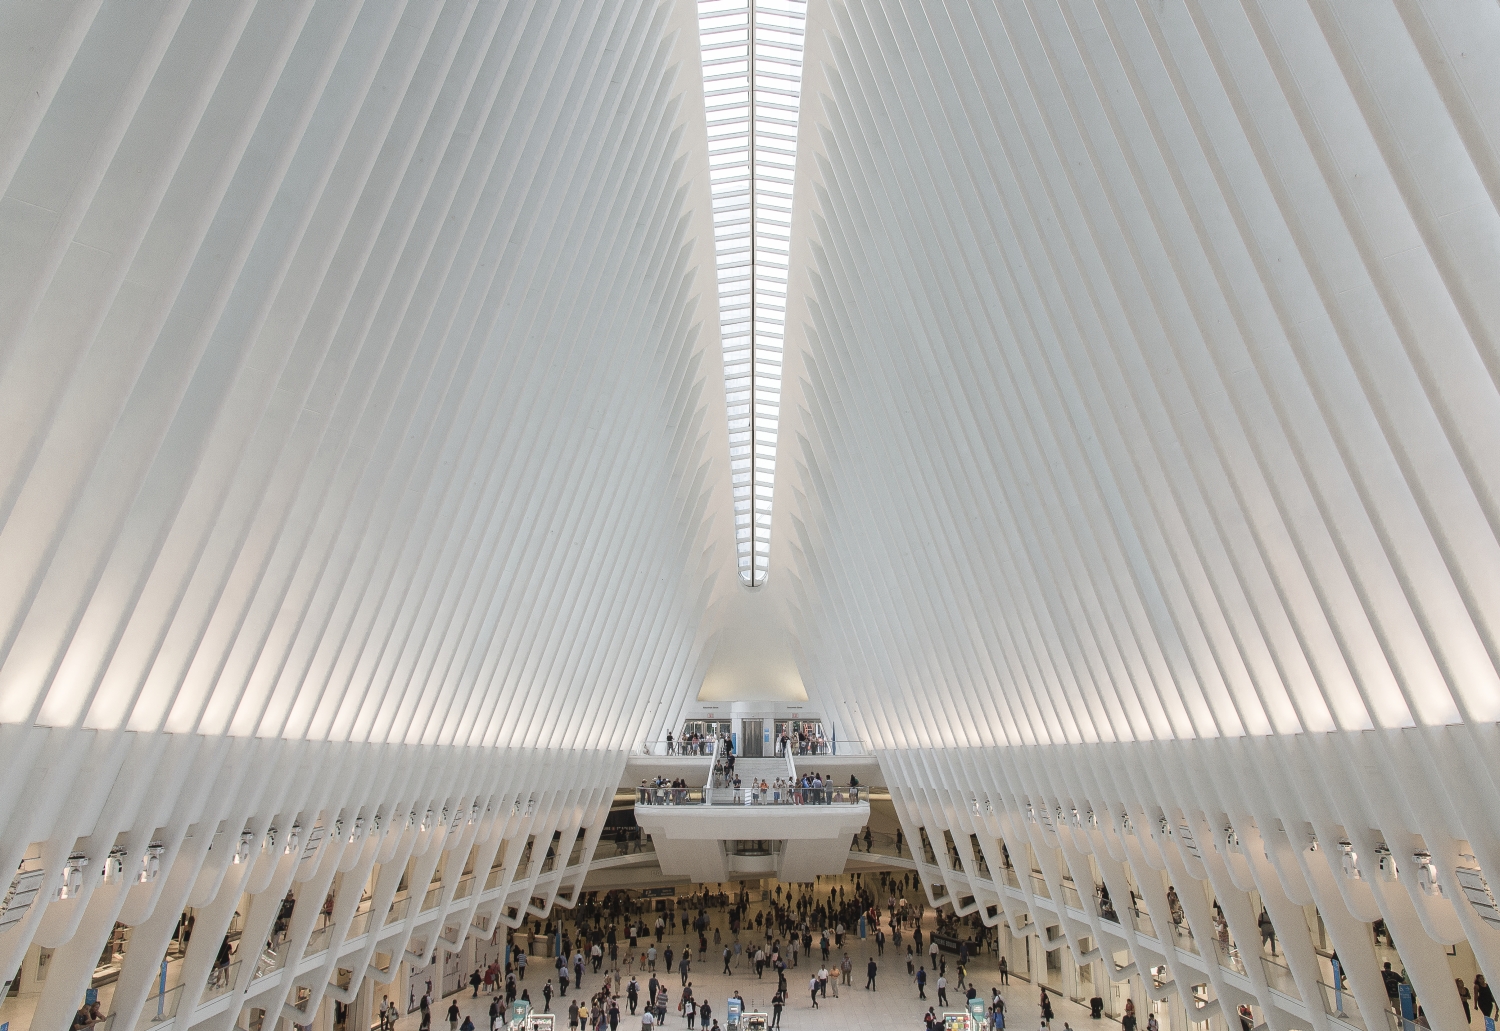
[5,5,1500,1030]
[780,0,1500,752]
[0,0,1498,771]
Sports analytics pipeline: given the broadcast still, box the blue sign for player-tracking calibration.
[727,997,742,1029]
[1398,983,1415,1026]
[85,989,98,1005]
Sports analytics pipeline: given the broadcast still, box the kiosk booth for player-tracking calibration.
[742,1015,768,1031]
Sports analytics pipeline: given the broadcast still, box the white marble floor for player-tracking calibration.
[388,892,1115,1031]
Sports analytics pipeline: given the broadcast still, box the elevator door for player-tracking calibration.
[741,719,764,757]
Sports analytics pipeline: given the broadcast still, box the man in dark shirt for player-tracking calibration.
[1382,961,1404,1001]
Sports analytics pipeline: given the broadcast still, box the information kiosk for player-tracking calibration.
[942,1013,973,1031]
[742,1014,768,1031]
[526,1013,554,1031]
[726,997,742,1031]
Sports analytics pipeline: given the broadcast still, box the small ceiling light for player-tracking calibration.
[235,830,255,864]
[1339,841,1362,881]
[139,842,164,883]
[349,818,365,844]
[284,823,301,855]
[103,847,128,884]
[1374,842,1397,882]
[1413,852,1441,896]
[58,853,88,900]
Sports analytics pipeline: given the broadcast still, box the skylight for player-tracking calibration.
[697,0,807,587]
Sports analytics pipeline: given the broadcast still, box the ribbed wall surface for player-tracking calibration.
[777,1,1500,1028]
[0,2,725,1030]
[6,1,1500,1030]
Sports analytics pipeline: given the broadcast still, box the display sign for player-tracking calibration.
[726,996,742,1029]
[509,1000,532,1025]
[968,997,986,1025]
[640,887,676,899]
[930,932,963,954]
[942,1013,972,1031]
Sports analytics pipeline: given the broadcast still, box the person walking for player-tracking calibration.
[937,974,948,1006]
[627,978,639,1015]
[916,966,927,999]
[543,981,554,1012]
[771,990,783,1029]
[841,953,852,986]
[866,957,878,991]
[809,975,820,1009]
[448,1001,461,1031]
[998,956,1009,986]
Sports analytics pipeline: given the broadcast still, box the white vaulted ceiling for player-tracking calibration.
[4,0,1500,1027]
[0,0,733,752]
[781,0,1500,750]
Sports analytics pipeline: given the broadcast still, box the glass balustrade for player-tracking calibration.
[1259,953,1302,1000]
[1315,975,1367,1030]
[252,942,287,981]
[1130,903,1157,940]
[384,898,410,927]
[636,785,867,806]
[347,908,373,940]
[203,960,241,1003]
[135,983,183,1031]
[1211,938,1246,976]
[305,924,334,957]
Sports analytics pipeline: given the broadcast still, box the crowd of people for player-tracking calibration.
[703,771,863,806]
[388,874,1137,1031]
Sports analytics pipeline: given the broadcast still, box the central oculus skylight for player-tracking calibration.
[697,0,807,587]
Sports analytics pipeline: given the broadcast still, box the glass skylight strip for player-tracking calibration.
[699,0,807,586]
